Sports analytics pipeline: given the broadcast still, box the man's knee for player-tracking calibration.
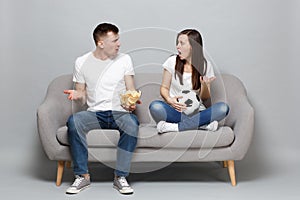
[67,114,75,130]
[66,112,86,136]
[129,114,139,137]
[120,114,139,138]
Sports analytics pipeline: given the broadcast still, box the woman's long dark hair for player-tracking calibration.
[175,29,207,90]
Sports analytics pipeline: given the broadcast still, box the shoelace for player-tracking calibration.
[72,176,84,187]
[118,177,129,187]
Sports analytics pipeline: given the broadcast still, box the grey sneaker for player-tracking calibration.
[66,175,90,194]
[113,176,134,195]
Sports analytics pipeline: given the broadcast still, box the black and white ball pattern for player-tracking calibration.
[178,90,200,115]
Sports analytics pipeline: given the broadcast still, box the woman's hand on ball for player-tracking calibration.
[167,96,186,112]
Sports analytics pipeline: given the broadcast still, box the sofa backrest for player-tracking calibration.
[45,73,247,127]
[133,73,163,124]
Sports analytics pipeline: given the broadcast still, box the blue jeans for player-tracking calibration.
[66,110,139,177]
[149,100,229,131]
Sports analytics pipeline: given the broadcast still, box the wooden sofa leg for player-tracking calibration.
[223,161,228,168]
[227,160,236,186]
[66,161,72,169]
[56,161,65,186]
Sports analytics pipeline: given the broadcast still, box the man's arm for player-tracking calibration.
[64,82,87,104]
[123,75,140,111]
[124,75,136,91]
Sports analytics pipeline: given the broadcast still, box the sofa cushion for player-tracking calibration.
[57,124,234,149]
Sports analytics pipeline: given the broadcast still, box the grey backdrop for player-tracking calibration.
[1,0,299,199]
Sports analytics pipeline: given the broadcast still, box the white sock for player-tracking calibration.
[157,121,179,133]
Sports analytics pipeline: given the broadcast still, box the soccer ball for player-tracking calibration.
[178,90,201,116]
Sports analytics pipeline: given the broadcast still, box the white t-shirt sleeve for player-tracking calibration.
[163,55,176,74]
[205,60,215,78]
[73,52,91,83]
[73,58,85,83]
[123,54,135,76]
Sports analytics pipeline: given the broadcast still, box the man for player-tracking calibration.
[64,23,139,195]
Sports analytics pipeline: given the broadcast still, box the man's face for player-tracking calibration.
[99,31,120,58]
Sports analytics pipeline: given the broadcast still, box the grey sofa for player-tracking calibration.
[37,73,254,186]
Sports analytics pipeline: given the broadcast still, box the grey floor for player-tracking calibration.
[2,142,299,200]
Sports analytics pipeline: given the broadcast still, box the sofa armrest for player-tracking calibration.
[37,98,68,160]
[228,94,254,160]
[37,74,81,160]
[37,91,76,160]
[210,74,254,160]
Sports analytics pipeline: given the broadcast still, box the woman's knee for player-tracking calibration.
[216,102,230,116]
[149,100,167,119]
[149,100,171,123]
[149,100,165,112]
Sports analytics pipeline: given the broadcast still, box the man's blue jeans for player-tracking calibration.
[66,110,139,177]
[149,100,229,131]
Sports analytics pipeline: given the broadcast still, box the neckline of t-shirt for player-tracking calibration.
[91,53,112,63]
[183,72,192,75]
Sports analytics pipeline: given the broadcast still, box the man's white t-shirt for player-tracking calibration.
[163,55,215,110]
[73,52,134,112]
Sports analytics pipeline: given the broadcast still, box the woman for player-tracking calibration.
[149,29,229,133]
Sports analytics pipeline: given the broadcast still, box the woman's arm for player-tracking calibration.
[160,69,172,102]
[199,76,216,100]
[160,69,186,112]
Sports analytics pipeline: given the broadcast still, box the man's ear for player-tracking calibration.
[97,41,104,48]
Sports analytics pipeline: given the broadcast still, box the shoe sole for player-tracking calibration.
[66,185,90,194]
[113,185,134,195]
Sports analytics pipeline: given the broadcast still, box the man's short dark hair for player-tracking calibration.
[93,23,119,45]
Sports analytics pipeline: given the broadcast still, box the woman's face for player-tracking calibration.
[176,34,192,62]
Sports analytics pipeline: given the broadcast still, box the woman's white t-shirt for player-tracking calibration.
[163,55,215,111]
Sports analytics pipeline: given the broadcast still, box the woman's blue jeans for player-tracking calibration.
[149,100,229,131]
[66,110,139,177]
